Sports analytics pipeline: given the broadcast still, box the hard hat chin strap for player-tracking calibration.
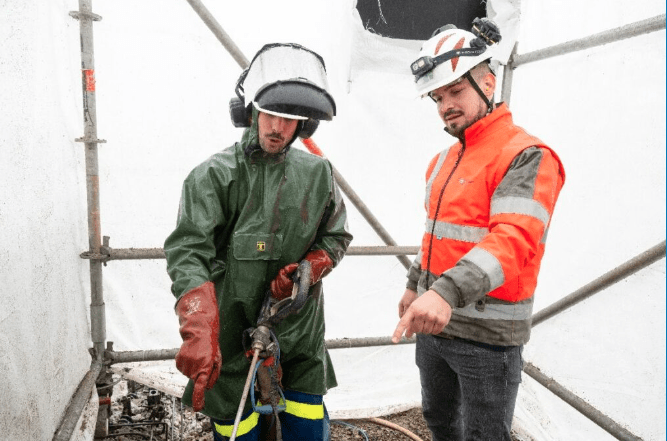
[463,71,494,114]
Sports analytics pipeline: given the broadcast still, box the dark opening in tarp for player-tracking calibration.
[355,0,486,40]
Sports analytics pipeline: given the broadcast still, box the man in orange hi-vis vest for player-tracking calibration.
[392,18,565,440]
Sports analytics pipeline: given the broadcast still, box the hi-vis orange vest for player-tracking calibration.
[420,104,565,307]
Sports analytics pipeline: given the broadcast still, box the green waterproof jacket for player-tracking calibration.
[164,113,352,419]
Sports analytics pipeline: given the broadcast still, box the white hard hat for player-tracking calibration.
[411,20,501,98]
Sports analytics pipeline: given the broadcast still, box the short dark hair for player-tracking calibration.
[470,61,493,82]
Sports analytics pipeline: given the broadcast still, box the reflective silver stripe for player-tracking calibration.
[491,196,550,226]
[415,248,423,266]
[462,247,505,290]
[424,149,449,213]
[541,227,549,244]
[426,219,487,243]
[453,301,533,321]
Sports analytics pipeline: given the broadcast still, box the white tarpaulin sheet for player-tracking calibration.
[1,0,664,440]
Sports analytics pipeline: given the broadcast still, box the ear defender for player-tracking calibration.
[229,96,251,128]
[298,119,319,139]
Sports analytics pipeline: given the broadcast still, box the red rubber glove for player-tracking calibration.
[175,281,222,412]
[270,249,333,300]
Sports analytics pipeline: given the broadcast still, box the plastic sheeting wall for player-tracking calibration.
[0,1,93,440]
[0,0,664,440]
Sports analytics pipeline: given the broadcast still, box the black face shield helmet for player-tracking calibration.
[229,43,336,138]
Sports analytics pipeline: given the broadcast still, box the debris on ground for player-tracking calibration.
[105,374,524,440]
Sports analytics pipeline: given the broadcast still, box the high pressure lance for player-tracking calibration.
[230,260,313,441]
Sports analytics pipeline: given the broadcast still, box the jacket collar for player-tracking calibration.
[461,102,512,147]
[245,144,287,164]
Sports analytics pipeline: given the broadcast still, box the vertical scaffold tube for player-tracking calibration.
[76,0,106,361]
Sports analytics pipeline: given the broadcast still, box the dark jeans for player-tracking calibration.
[416,334,523,441]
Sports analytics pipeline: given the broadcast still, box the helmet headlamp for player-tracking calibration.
[411,47,485,82]
[410,57,436,78]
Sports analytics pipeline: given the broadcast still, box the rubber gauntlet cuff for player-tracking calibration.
[175,281,222,411]
[304,249,333,284]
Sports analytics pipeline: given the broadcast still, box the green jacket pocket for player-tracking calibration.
[232,232,283,261]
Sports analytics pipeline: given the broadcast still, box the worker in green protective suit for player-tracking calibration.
[164,43,352,441]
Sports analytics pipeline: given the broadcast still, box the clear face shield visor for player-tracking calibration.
[240,43,336,121]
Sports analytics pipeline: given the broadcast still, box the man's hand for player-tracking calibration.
[270,263,299,300]
[398,288,418,318]
[270,250,333,300]
[392,290,452,343]
[175,282,222,412]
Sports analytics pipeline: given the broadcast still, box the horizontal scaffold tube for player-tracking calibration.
[513,14,666,68]
[107,336,416,364]
[82,245,420,261]
[532,240,666,327]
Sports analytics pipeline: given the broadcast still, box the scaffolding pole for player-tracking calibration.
[61,2,112,439]
[513,14,666,68]
[81,244,419,262]
[71,0,106,365]
[523,362,643,441]
[532,240,666,327]
[500,14,665,108]
[106,336,417,364]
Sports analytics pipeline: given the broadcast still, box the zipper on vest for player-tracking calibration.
[425,139,467,285]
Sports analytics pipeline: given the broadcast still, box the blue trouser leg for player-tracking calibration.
[211,409,261,441]
[211,390,329,441]
[279,389,330,441]
[416,334,523,441]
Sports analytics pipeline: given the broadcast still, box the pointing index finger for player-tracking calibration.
[392,309,413,343]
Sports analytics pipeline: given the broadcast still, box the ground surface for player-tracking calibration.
[104,375,523,440]
[330,409,433,441]
[105,375,432,440]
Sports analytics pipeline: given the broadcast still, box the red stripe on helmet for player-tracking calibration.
[434,34,453,55]
[450,37,466,71]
